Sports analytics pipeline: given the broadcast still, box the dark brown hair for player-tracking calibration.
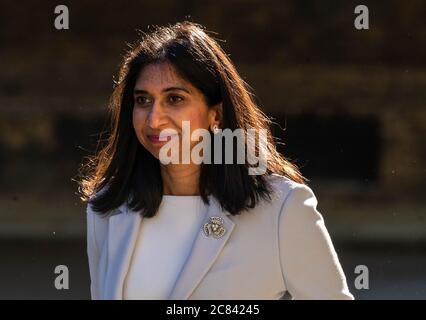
[76,21,305,217]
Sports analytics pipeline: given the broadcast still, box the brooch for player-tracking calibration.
[203,216,226,239]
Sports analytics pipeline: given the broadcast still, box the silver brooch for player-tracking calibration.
[203,216,226,239]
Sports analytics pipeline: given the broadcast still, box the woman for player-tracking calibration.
[77,21,354,300]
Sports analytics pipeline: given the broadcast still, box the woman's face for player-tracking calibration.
[132,61,219,161]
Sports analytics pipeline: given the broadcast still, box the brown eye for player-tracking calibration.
[135,96,151,105]
[168,95,183,104]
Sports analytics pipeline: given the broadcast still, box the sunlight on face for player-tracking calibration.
[132,61,217,161]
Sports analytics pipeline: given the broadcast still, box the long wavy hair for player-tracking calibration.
[76,21,306,217]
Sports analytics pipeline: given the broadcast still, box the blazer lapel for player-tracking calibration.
[103,203,142,299]
[168,195,236,299]
[102,195,235,300]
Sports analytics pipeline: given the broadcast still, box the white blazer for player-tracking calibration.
[86,174,354,300]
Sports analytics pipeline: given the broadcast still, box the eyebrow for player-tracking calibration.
[133,86,191,95]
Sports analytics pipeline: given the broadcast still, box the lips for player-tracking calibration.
[147,134,178,144]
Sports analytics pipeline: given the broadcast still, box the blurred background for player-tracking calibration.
[0,0,425,299]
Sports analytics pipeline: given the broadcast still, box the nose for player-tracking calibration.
[146,100,167,129]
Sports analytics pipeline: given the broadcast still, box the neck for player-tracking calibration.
[160,163,201,196]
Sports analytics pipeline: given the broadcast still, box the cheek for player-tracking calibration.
[132,108,146,131]
[185,109,210,131]
[132,108,149,145]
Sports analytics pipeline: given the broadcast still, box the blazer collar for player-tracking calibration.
[103,195,235,300]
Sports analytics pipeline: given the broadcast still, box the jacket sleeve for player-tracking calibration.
[87,203,100,300]
[277,184,354,300]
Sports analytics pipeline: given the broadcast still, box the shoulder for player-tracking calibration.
[233,174,316,225]
[86,184,126,242]
[86,202,110,244]
[86,201,125,228]
[266,173,316,204]
[86,183,125,220]
[266,174,327,244]
[86,199,126,253]
[264,173,320,222]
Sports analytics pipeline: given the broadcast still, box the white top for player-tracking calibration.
[123,195,208,299]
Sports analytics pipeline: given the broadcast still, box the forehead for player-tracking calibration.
[135,62,189,90]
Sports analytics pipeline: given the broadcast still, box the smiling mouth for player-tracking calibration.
[147,134,178,144]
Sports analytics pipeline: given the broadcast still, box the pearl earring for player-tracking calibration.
[211,124,220,134]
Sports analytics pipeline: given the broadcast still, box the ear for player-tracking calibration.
[209,102,223,126]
